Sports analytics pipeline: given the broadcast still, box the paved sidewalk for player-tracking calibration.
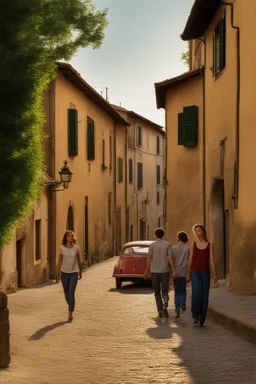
[208,280,256,344]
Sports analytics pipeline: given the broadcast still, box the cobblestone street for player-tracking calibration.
[1,257,256,384]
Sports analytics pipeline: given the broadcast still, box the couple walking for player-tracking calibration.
[144,225,218,325]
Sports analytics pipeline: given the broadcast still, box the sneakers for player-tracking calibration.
[163,296,169,309]
[175,307,180,318]
[193,317,198,324]
[158,310,164,318]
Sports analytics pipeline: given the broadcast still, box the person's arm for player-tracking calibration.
[168,254,177,279]
[186,244,194,282]
[209,243,218,284]
[144,255,152,279]
[55,254,63,283]
[77,248,82,279]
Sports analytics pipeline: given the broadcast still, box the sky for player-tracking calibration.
[70,0,194,127]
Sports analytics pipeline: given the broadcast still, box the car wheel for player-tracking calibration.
[116,278,122,289]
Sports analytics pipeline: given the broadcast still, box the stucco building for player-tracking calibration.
[155,0,256,295]
[113,105,165,247]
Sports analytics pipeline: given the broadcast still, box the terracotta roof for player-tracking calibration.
[154,67,203,109]
[111,104,165,135]
[181,0,222,40]
[57,62,130,126]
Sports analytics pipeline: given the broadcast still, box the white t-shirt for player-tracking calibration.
[60,245,80,273]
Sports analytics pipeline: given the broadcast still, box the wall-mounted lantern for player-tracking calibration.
[46,160,73,192]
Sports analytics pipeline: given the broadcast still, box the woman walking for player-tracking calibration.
[172,231,190,318]
[56,230,82,321]
[186,224,218,326]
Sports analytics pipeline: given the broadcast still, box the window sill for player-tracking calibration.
[34,259,42,266]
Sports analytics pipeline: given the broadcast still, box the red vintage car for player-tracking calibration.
[112,240,154,289]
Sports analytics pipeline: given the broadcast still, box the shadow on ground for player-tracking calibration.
[109,282,153,295]
[29,321,68,341]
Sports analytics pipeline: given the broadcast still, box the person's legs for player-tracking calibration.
[61,272,70,305]
[68,272,78,313]
[161,272,170,318]
[191,270,201,322]
[151,273,163,315]
[173,278,181,309]
[198,273,210,325]
[180,277,187,312]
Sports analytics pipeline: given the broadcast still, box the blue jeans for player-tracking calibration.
[173,277,187,310]
[151,272,169,312]
[61,272,78,312]
[191,270,210,324]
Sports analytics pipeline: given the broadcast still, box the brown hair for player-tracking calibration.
[62,230,77,246]
[193,224,208,242]
[177,231,189,243]
[155,227,165,239]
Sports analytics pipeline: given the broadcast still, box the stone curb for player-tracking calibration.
[208,304,256,345]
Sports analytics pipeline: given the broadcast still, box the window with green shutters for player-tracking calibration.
[68,109,78,157]
[212,17,226,76]
[129,158,133,183]
[177,105,198,148]
[137,126,142,146]
[118,157,123,183]
[87,117,95,160]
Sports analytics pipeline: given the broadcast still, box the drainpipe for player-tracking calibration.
[124,125,128,242]
[202,38,206,226]
[113,123,117,255]
[221,2,240,209]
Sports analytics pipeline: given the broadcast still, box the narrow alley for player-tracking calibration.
[1,258,255,384]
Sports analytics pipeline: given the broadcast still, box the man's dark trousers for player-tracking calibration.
[151,272,169,312]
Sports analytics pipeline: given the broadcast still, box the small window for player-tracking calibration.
[156,136,160,154]
[157,191,160,205]
[137,162,143,190]
[68,109,78,157]
[35,220,41,261]
[156,165,161,185]
[87,117,95,160]
[212,17,226,76]
[177,105,198,147]
[118,157,123,183]
[158,217,161,227]
[129,158,133,183]
[137,126,142,146]
[109,135,112,170]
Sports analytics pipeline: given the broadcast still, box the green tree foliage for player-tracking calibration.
[0,0,108,247]
[181,46,190,69]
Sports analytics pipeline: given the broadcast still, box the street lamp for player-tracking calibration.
[59,160,73,189]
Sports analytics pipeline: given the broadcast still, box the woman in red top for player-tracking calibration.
[186,224,218,326]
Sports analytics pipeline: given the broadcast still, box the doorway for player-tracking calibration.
[140,219,146,240]
[16,240,22,287]
[67,205,74,231]
[210,179,226,278]
[116,207,122,255]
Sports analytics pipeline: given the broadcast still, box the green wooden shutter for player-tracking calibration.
[129,158,133,183]
[68,109,78,157]
[178,112,184,145]
[87,119,95,160]
[183,105,198,147]
[156,165,160,185]
[212,37,216,76]
[219,18,226,70]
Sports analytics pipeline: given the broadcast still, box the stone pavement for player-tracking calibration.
[1,257,256,384]
[208,280,256,344]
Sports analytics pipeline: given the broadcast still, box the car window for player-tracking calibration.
[123,246,149,254]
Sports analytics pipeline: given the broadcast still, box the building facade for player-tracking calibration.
[113,105,165,244]
[156,0,256,295]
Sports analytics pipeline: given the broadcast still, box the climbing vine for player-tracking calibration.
[0,0,108,247]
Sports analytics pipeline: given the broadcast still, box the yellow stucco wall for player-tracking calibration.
[203,2,256,293]
[53,73,116,264]
[165,76,204,246]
